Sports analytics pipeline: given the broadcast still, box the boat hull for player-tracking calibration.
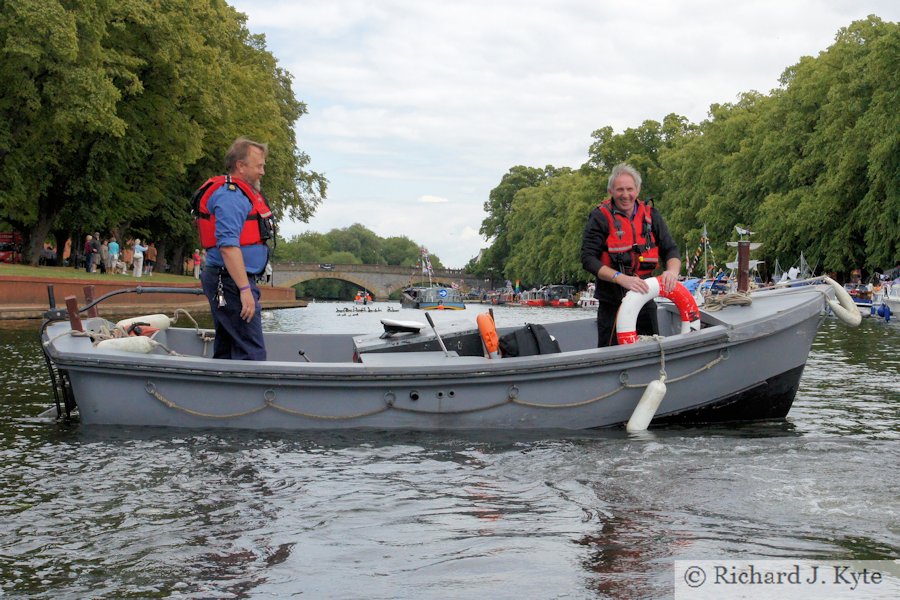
[43,285,831,430]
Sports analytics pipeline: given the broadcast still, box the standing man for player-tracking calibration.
[581,163,681,347]
[194,137,274,361]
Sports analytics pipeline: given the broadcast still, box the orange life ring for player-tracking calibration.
[477,312,501,358]
[616,276,701,345]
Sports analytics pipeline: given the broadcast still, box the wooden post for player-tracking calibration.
[65,296,83,332]
[83,285,99,318]
[737,240,750,292]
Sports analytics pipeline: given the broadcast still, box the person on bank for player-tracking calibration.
[580,163,681,347]
[194,137,275,361]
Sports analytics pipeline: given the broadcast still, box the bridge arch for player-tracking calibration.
[278,273,385,297]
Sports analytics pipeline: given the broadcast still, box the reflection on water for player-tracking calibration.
[0,305,897,598]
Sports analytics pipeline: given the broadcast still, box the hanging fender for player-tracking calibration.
[616,277,701,345]
[477,312,501,358]
[96,336,157,353]
[823,276,862,327]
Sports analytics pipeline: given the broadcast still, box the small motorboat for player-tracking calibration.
[37,276,860,431]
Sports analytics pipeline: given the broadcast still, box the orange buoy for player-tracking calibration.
[477,312,500,358]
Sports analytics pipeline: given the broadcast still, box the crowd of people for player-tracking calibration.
[26,224,212,279]
[76,233,162,277]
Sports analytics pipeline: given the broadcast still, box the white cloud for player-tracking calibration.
[418,195,449,204]
[231,0,898,266]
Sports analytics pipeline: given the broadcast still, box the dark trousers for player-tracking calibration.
[596,300,658,347]
[201,268,267,361]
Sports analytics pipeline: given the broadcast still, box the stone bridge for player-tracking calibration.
[271,262,484,299]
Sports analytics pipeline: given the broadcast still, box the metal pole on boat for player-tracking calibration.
[424,312,450,357]
[83,285,99,318]
[737,240,750,292]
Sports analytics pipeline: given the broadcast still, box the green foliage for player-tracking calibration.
[504,171,599,286]
[478,16,898,283]
[664,16,898,275]
[0,0,326,265]
[478,165,571,274]
[585,113,694,202]
[272,223,444,268]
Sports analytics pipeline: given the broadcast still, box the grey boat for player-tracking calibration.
[39,281,857,431]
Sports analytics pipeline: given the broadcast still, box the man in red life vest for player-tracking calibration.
[580,163,681,347]
[194,137,273,360]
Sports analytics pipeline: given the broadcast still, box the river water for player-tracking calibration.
[1,303,897,599]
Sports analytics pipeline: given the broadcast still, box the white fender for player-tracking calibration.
[626,379,667,432]
[616,277,701,345]
[115,314,172,332]
[96,336,157,353]
[823,277,861,327]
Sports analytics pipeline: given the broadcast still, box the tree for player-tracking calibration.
[0,0,326,265]
[585,113,693,202]
[504,171,598,285]
[663,16,898,275]
[478,165,570,274]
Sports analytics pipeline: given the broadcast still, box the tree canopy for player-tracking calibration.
[475,16,898,285]
[273,223,444,269]
[0,0,326,267]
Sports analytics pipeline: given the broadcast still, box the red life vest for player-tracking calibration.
[192,175,274,250]
[598,199,659,277]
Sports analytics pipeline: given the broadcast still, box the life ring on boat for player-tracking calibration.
[823,276,862,327]
[616,277,701,345]
[477,312,501,358]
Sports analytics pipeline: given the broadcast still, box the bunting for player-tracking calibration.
[686,226,717,276]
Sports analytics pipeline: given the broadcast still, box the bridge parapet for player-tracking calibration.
[274,262,469,277]
[271,262,482,299]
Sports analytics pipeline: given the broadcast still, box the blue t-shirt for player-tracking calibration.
[108,241,119,256]
[204,184,269,274]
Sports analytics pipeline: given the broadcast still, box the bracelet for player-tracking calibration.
[238,284,251,291]
[612,271,622,281]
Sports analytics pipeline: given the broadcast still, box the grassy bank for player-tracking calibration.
[0,263,198,284]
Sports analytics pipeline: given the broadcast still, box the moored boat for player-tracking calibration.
[883,282,900,313]
[38,277,859,431]
[546,284,576,308]
[518,289,546,307]
[400,285,466,310]
[577,284,599,309]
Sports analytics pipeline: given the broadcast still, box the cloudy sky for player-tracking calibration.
[229,0,897,267]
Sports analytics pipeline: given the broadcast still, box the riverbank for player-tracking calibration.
[0,266,305,319]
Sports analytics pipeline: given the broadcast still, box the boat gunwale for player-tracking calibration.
[46,325,734,380]
[43,285,829,382]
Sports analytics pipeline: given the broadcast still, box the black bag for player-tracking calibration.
[499,323,561,357]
